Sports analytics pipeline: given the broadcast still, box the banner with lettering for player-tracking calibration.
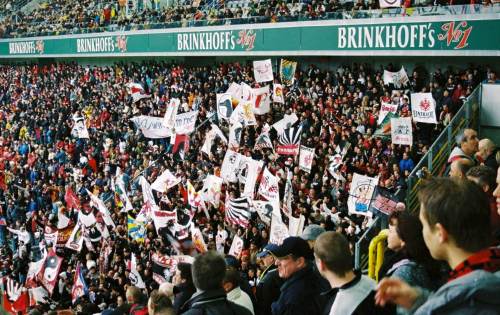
[253,59,274,83]
[347,173,379,217]
[391,117,413,146]
[410,93,437,124]
[131,116,171,138]
[174,111,198,134]
[378,102,399,125]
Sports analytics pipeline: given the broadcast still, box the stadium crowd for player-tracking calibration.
[0,59,499,315]
[0,0,493,38]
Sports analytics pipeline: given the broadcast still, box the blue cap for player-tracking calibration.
[257,243,280,258]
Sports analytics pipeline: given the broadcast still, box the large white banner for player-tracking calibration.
[253,59,274,83]
[299,146,314,173]
[131,111,198,138]
[391,117,413,146]
[378,102,399,125]
[411,93,437,124]
[258,168,280,201]
[348,173,378,217]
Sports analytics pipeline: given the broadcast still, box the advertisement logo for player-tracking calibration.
[437,21,472,49]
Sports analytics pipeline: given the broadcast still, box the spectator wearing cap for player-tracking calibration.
[256,244,283,315]
[314,232,394,315]
[180,251,252,315]
[271,237,329,315]
[301,224,326,249]
[376,178,500,314]
[223,268,255,315]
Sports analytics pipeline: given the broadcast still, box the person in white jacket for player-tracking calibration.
[223,268,255,315]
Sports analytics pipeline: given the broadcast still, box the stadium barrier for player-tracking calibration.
[405,83,481,213]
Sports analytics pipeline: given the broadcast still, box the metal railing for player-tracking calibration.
[354,83,482,271]
[2,3,499,38]
[405,84,481,213]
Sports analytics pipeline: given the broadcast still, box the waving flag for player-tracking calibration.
[71,263,88,304]
[64,186,81,211]
[258,168,280,202]
[272,84,284,104]
[277,126,302,156]
[112,167,133,212]
[251,200,279,226]
[151,169,181,193]
[238,156,264,198]
[280,59,297,86]
[200,175,223,207]
[254,125,274,150]
[191,227,207,253]
[40,248,63,295]
[282,170,294,217]
[348,173,379,217]
[128,215,146,243]
[151,208,177,233]
[253,59,274,83]
[87,189,115,227]
[272,113,298,135]
[26,259,45,288]
[127,82,150,102]
[225,196,251,228]
[252,86,271,115]
[29,287,49,306]
[228,121,243,150]
[221,150,242,183]
[65,222,84,252]
[187,181,202,208]
[217,93,234,121]
[129,254,146,289]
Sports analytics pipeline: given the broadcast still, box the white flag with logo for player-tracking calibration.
[252,86,271,115]
[228,121,243,150]
[348,173,378,217]
[379,0,401,8]
[151,169,181,192]
[272,84,285,104]
[238,156,264,198]
[253,59,274,83]
[391,117,413,146]
[221,150,242,183]
[71,116,89,139]
[258,167,280,201]
[272,113,298,135]
[410,93,437,124]
[299,146,314,173]
[378,102,399,125]
[270,214,289,245]
[228,235,244,257]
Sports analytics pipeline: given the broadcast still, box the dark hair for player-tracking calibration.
[393,211,441,279]
[177,262,193,284]
[466,165,496,192]
[314,232,353,277]
[222,268,240,287]
[418,178,491,252]
[192,251,226,291]
[149,290,174,315]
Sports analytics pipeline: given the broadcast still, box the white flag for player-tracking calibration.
[226,82,242,100]
[272,84,284,104]
[289,215,305,237]
[348,173,378,217]
[71,116,89,139]
[378,102,399,125]
[151,169,181,193]
[411,93,437,124]
[87,189,115,227]
[379,0,401,8]
[258,168,280,201]
[200,175,223,207]
[238,156,264,198]
[228,121,243,150]
[228,235,245,257]
[139,176,158,209]
[130,254,146,288]
[65,222,84,252]
[270,214,289,245]
[221,150,242,183]
[131,115,171,139]
[299,146,314,173]
[127,82,150,102]
[164,98,180,128]
[391,117,413,146]
[252,86,271,115]
[231,101,256,126]
[272,113,298,135]
[152,209,176,233]
[251,200,279,226]
[253,59,274,83]
[383,67,409,88]
[216,93,234,121]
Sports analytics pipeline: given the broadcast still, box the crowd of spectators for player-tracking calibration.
[0,0,495,38]
[0,59,496,314]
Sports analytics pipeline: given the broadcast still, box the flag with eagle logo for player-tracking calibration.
[410,93,437,124]
[277,126,302,156]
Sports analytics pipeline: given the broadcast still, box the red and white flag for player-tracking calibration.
[127,82,150,103]
[258,168,280,202]
[252,86,271,114]
[39,248,63,295]
[299,146,314,173]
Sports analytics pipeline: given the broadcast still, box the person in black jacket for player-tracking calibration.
[270,237,329,315]
[172,262,196,313]
[255,244,283,315]
[179,251,253,315]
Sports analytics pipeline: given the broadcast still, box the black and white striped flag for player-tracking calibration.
[277,126,302,156]
[225,196,251,228]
